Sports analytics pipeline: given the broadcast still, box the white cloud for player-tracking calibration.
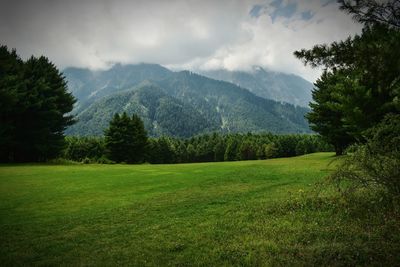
[175,0,362,81]
[0,0,361,82]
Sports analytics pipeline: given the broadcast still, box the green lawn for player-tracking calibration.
[1,153,399,266]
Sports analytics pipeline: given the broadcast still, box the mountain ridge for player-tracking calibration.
[199,66,313,107]
[64,63,311,137]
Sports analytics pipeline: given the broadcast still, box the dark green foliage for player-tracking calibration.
[0,46,24,162]
[264,142,278,159]
[0,46,75,162]
[224,138,239,161]
[295,4,400,153]
[104,112,148,163]
[63,136,106,162]
[144,133,332,164]
[237,139,257,160]
[332,114,400,196]
[145,137,176,164]
[213,139,226,162]
[63,133,332,164]
[306,71,356,155]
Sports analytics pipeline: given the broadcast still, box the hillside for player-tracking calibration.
[64,64,311,137]
[63,63,172,112]
[200,66,313,107]
[66,82,218,137]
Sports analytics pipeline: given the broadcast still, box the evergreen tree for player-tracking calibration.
[186,144,196,162]
[0,46,24,162]
[306,71,356,155]
[213,139,226,162]
[295,1,400,153]
[0,46,75,162]
[264,143,278,159]
[338,0,400,29]
[157,137,175,163]
[238,140,256,160]
[224,138,239,161]
[104,112,147,163]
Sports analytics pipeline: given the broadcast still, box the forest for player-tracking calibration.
[63,131,332,164]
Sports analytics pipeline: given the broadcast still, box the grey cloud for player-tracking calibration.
[0,0,361,82]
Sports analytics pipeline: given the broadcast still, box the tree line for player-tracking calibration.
[63,117,332,164]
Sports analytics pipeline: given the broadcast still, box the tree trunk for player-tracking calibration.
[335,145,343,156]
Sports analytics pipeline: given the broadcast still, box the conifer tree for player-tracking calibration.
[295,1,400,154]
[104,112,147,163]
[0,46,75,162]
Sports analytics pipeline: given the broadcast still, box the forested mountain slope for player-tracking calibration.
[200,66,313,107]
[64,64,311,137]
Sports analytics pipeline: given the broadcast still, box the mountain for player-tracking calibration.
[64,64,311,137]
[66,82,218,137]
[63,63,172,112]
[199,66,313,107]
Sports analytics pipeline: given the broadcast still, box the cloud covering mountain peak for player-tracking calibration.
[1,0,361,82]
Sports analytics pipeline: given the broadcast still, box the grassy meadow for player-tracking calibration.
[0,152,399,266]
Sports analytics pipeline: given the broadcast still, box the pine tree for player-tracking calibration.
[224,138,239,161]
[0,46,75,162]
[0,46,24,162]
[306,71,356,155]
[104,112,148,163]
[295,1,400,153]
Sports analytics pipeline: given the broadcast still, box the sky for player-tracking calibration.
[0,0,362,82]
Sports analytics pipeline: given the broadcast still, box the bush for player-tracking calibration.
[63,136,106,162]
[82,157,92,164]
[331,114,400,197]
[96,156,115,164]
[47,158,80,165]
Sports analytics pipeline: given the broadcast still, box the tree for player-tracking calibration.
[224,138,239,161]
[0,46,75,162]
[306,71,356,155]
[0,46,24,162]
[238,140,256,160]
[338,0,400,29]
[63,136,106,162]
[157,137,175,163]
[264,143,278,159]
[295,136,317,155]
[104,112,147,163]
[214,139,226,162]
[295,1,400,153]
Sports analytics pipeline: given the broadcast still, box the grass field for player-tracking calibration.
[1,152,399,266]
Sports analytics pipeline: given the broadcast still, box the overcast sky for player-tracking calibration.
[0,0,362,82]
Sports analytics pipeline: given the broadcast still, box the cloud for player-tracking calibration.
[0,0,361,82]
[172,0,362,81]
[301,10,315,21]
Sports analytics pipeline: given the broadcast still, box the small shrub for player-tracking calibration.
[331,114,400,197]
[96,156,115,164]
[82,157,92,164]
[47,158,80,165]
